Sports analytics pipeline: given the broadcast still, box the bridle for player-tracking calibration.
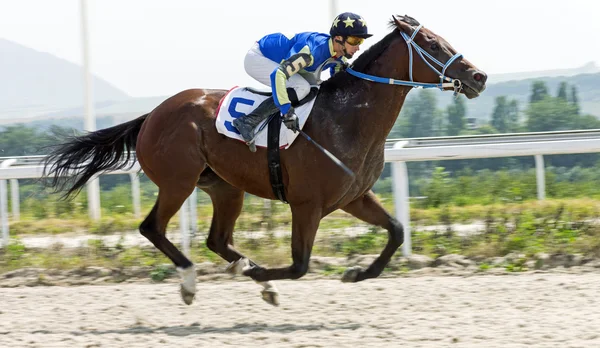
[346,24,464,96]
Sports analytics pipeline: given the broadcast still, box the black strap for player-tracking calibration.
[265,87,319,204]
[267,113,288,203]
[245,87,272,96]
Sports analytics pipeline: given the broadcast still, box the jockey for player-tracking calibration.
[233,12,373,152]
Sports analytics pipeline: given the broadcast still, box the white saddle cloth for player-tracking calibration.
[215,86,318,149]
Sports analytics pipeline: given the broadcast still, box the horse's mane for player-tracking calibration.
[351,15,420,72]
[350,31,398,73]
[323,15,420,89]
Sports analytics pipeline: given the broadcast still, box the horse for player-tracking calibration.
[43,15,487,306]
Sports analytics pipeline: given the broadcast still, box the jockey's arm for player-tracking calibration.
[270,46,314,115]
[329,57,349,76]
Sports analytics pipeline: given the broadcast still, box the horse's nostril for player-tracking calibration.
[473,71,487,84]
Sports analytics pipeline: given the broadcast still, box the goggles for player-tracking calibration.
[345,36,365,46]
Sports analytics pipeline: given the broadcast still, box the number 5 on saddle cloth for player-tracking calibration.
[215,86,319,203]
[215,86,318,151]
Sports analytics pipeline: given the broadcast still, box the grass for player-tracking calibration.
[1,197,600,275]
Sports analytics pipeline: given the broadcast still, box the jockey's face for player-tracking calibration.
[334,36,362,59]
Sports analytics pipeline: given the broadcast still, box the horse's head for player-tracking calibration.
[392,15,487,99]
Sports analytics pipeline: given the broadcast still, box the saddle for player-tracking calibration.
[215,86,319,202]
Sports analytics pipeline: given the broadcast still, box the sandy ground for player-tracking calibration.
[1,273,600,348]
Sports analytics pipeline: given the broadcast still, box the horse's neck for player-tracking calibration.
[310,43,413,156]
[350,53,412,148]
[362,81,410,142]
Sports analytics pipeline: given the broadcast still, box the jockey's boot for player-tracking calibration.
[232,97,279,152]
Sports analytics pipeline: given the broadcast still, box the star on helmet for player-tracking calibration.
[358,17,367,27]
[332,16,340,28]
[343,16,355,28]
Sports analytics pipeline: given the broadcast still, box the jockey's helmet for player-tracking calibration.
[329,12,373,39]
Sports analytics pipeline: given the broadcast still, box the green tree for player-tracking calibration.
[491,96,519,133]
[0,124,47,156]
[525,97,578,131]
[0,124,77,156]
[392,90,440,138]
[507,99,520,132]
[557,82,568,101]
[474,124,497,134]
[529,81,549,104]
[570,85,580,115]
[572,113,600,130]
[446,95,467,136]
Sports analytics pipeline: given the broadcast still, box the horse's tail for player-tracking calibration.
[43,113,149,198]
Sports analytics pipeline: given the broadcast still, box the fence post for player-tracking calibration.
[0,159,16,247]
[390,142,411,257]
[129,173,141,219]
[535,154,546,200]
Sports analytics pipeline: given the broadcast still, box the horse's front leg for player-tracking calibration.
[199,176,280,306]
[340,190,404,282]
[230,202,322,282]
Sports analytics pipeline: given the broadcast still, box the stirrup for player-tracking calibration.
[244,111,280,152]
[242,127,258,152]
[232,120,257,152]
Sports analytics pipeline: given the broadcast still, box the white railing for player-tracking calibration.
[386,129,600,256]
[0,159,196,251]
[1,129,600,254]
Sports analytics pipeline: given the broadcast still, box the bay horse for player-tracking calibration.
[43,15,487,306]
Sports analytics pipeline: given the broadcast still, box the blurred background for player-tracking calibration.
[1,0,600,273]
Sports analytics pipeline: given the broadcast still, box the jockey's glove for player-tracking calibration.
[282,107,299,133]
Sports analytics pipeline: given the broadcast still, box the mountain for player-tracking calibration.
[487,62,600,84]
[428,70,600,122]
[0,38,130,122]
[1,39,599,129]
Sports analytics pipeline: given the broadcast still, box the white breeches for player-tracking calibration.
[244,42,311,101]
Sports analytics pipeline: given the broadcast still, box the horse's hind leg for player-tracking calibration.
[199,170,279,305]
[197,169,245,261]
[238,202,322,283]
[139,182,198,304]
[340,190,404,282]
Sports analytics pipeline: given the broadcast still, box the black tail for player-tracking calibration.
[43,114,149,198]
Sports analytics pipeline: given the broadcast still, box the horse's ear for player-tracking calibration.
[392,15,413,34]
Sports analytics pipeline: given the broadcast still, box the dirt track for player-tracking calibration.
[1,272,600,347]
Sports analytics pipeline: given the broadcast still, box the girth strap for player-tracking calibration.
[267,114,287,203]
[266,86,319,204]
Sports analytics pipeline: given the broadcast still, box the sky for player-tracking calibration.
[1,0,600,98]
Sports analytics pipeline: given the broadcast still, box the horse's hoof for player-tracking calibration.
[226,258,251,275]
[341,266,363,283]
[177,265,197,305]
[180,284,196,305]
[261,289,280,307]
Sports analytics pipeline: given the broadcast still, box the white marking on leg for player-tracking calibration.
[226,258,251,275]
[177,264,197,294]
[225,259,280,305]
[257,280,278,293]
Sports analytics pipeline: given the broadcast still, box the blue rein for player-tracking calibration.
[347,24,463,95]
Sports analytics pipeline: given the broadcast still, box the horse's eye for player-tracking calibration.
[431,43,439,51]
